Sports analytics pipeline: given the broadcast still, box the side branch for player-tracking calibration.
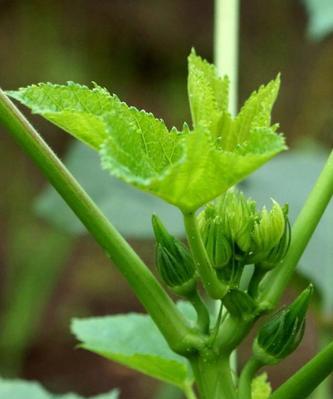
[183,212,228,299]
[270,341,333,399]
[259,150,333,309]
[0,89,202,354]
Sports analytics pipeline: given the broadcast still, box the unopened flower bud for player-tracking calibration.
[198,208,232,269]
[152,215,196,295]
[253,285,313,364]
[251,202,289,268]
[217,189,257,254]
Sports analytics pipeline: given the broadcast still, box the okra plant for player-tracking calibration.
[1,48,333,399]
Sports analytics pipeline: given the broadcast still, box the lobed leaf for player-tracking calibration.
[0,378,119,399]
[8,51,286,212]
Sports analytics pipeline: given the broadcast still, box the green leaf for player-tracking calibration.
[0,378,119,399]
[303,0,333,40]
[7,82,115,150]
[242,142,333,314]
[71,308,195,390]
[251,373,272,399]
[35,142,184,238]
[71,316,191,389]
[187,49,229,134]
[9,52,286,212]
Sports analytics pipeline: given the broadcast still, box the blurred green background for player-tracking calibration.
[1,1,333,398]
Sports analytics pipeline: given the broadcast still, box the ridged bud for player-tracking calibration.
[250,202,290,268]
[217,189,257,254]
[152,215,196,295]
[253,285,313,364]
[198,207,232,269]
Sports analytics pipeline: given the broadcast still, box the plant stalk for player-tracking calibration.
[214,0,239,116]
[259,150,333,309]
[0,89,204,354]
[191,355,237,399]
[238,357,262,399]
[270,341,333,399]
[183,212,228,299]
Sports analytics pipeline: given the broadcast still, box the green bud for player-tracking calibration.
[198,208,232,269]
[223,289,257,320]
[253,285,313,364]
[250,202,290,268]
[152,215,196,295]
[217,189,257,254]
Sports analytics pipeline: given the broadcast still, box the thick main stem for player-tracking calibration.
[270,341,333,399]
[0,89,203,354]
[191,355,237,399]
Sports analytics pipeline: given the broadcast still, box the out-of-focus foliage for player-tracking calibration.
[35,142,184,238]
[303,0,333,40]
[71,302,197,391]
[0,378,119,399]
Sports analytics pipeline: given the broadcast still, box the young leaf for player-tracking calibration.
[251,373,272,399]
[0,378,119,399]
[8,52,286,212]
[71,313,193,390]
[7,82,115,150]
[187,49,229,134]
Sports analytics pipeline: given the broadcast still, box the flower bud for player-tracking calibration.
[152,215,196,295]
[250,202,290,268]
[223,289,257,320]
[217,189,257,254]
[198,208,232,269]
[253,285,313,364]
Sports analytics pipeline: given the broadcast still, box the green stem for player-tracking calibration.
[183,212,228,299]
[312,327,332,399]
[191,355,237,399]
[0,89,203,354]
[184,384,198,399]
[259,150,333,310]
[188,290,210,334]
[247,267,267,298]
[214,0,239,115]
[270,341,333,399]
[238,357,262,399]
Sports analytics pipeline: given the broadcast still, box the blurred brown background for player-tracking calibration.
[1,1,333,398]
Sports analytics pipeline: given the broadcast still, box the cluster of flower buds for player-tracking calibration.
[152,215,196,296]
[198,189,290,277]
[253,285,313,364]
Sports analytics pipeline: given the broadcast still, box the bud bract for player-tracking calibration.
[253,285,313,364]
[152,215,196,295]
[223,289,257,320]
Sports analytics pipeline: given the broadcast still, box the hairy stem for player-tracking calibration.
[270,341,333,399]
[183,212,228,299]
[238,357,263,399]
[0,89,204,354]
[259,150,333,309]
